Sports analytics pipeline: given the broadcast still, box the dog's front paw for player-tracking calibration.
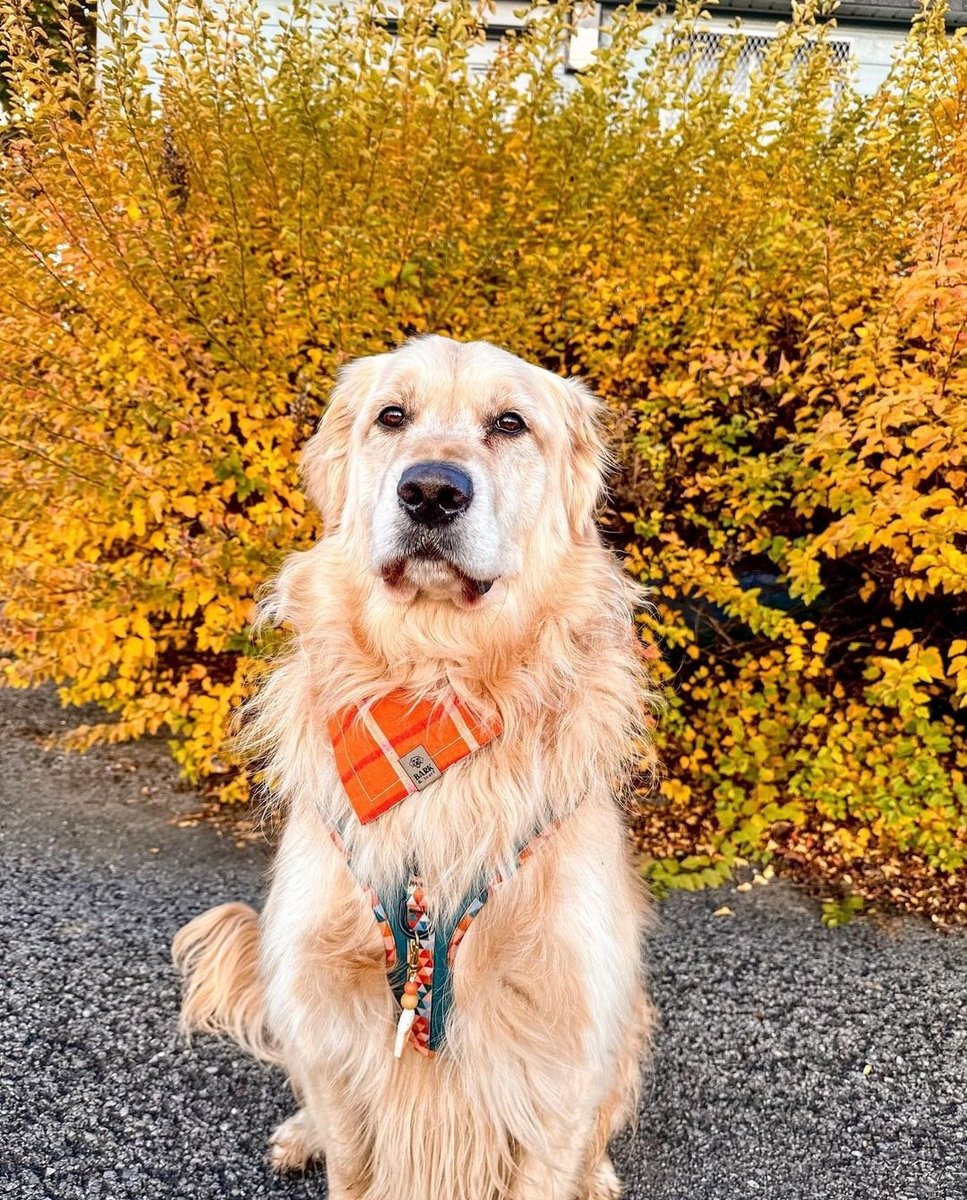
[584,1153,623,1200]
[268,1109,320,1174]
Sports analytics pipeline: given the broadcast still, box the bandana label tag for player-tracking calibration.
[399,745,442,791]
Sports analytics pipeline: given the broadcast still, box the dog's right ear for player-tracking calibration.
[301,356,383,530]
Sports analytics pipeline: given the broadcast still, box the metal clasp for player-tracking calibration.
[407,936,420,971]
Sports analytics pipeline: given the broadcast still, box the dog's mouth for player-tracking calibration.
[380,555,496,603]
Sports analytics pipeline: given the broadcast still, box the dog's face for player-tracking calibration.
[303,336,606,607]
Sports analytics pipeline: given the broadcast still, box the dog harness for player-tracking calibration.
[330,824,556,1057]
[327,691,555,1058]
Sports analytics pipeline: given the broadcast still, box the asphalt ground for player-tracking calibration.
[1,684,965,1200]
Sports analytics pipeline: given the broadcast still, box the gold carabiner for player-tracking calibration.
[407,935,420,970]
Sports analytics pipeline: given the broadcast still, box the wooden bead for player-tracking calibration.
[400,992,419,1010]
[403,981,419,995]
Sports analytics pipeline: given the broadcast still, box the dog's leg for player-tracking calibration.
[583,1153,623,1200]
[292,1081,370,1200]
[512,1131,590,1200]
[512,1117,623,1200]
[577,990,654,1200]
[268,1108,323,1174]
[573,1092,629,1200]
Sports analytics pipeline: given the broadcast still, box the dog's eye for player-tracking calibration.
[493,411,527,436]
[376,406,407,429]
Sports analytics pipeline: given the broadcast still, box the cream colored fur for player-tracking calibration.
[173,335,658,1200]
[171,901,279,1066]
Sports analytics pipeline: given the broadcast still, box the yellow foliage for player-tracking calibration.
[0,0,965,908]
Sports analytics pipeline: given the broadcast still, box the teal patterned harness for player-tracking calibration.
[330,826,556,1056]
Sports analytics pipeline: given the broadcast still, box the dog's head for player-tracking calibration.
[302,335,607,608]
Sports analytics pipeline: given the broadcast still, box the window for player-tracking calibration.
[673,29,851,94]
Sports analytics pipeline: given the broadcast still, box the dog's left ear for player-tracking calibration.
[301,356,383,530]
[557,376,610,537]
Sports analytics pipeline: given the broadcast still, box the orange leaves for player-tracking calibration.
[603,11,967,908]
[0,1,964,908]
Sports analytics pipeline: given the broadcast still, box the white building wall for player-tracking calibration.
[620,12,905,94]
[829,25,906,92]
[98,1,910,96]
[592,6,908,95]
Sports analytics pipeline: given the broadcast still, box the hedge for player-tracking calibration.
[1,0,965,918]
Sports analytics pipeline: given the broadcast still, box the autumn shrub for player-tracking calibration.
[1,0,964,915]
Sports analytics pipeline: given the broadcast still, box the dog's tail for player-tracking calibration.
[172,902,280,1065]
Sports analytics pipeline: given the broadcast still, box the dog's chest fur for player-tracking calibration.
[260,783,643,1161]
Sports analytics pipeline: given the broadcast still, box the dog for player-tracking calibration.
[173,334,657,1200]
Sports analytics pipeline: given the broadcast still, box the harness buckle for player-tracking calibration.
[407,937,420,969]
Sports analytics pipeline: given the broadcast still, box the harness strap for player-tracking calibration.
[330,824,557,1056]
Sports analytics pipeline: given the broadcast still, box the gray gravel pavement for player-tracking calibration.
[1,685,965,1200]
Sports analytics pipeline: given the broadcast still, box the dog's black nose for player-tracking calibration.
[397,461,474,527]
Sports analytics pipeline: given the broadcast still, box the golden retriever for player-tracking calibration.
[173,334,656,1200]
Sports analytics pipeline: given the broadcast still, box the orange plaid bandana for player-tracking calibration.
[328,692,502,824]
